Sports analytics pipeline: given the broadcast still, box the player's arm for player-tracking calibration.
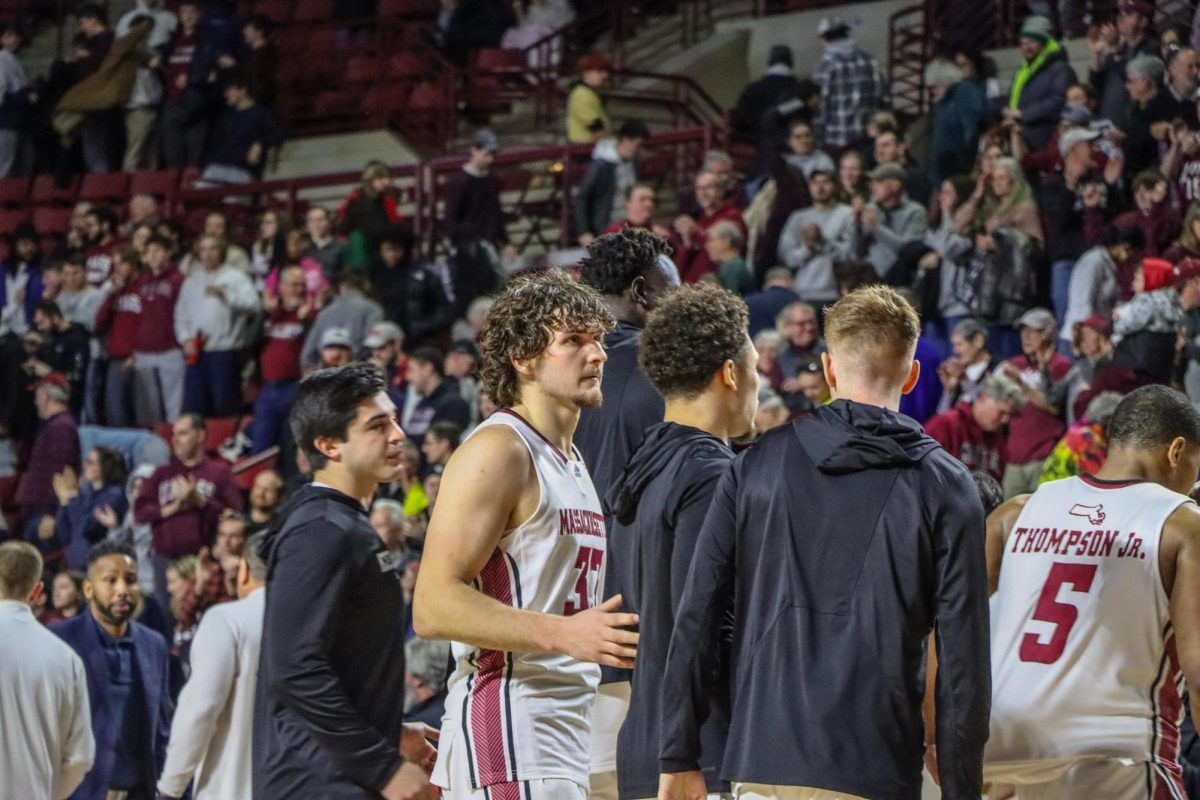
[659,465,740,800]
[1165,504,1200,724]
[411,426,638,667]
[986,495,1030,595]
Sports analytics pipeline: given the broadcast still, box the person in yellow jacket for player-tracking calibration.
[567,52,612,143]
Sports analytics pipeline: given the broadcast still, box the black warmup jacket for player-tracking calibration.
[660,401,991,800]
[606,423,734,800]
[252,484,408,799]
[576,319,664,683]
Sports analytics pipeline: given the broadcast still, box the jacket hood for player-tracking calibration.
[796,399,940,474]
[258,483,366,567]
[590,136,620,163]
[606,422,725,524]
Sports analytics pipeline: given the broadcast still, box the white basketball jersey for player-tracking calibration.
[433,409,606,791]
[986,475,1192,787]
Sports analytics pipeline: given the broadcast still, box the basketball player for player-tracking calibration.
[412,269,640,800]
[985,384,1200,799]
[575,227,678,800]
[606,284,758,800]
[658,285,990,800]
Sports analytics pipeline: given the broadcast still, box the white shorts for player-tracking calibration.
[733,783,868,800]
[1006,758,1186,800]
[588,681,631,776]
[437,730,589,800]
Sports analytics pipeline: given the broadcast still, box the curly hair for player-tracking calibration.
[638,283,750,400]
[578,227,673,296]
[481,268,615,407]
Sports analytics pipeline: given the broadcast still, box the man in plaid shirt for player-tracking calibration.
[813,16,885,150]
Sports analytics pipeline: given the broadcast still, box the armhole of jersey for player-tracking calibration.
[1157,498,1193,604]
[494,421,546,534]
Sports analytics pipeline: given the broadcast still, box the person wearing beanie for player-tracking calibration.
[732,43,807,150]
[567,52,612,144]
[1004,15,1077,151]
[1123,54,1178,176]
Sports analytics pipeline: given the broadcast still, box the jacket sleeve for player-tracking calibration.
[777,211,813,270]
[265,523,404,790]
[133,472,164,525]
[222,269,261,315]
[1019,61,1074,126]
[54,653,94,800]
[930,465,991,798]
[660,463,739,772]
[407,274,457,340]
[157,610,239,797]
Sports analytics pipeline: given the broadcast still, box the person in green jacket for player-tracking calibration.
[704,220,756,295]
[1003,15,1077,151]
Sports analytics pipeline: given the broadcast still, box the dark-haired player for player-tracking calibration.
[986,385,1200,799]
[575,226,679,799]
[253,362,437,800]
[414,268,640,800]
[607,284,758,800]
[659,285,990,800]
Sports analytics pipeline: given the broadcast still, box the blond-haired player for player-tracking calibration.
[658,285,991,800]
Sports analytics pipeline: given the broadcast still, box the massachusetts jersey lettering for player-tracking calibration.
[433,409,606,792]
[986,476,1192,794]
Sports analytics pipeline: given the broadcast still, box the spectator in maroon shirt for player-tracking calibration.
[603,183,682,251]
[95,245,143,427]
[251,265,311,453]
[997,308,1074,496]
[160,0,205,168]
[132,235,185,426]
[924,373,1023,481]
[83,205,122,287]
[673,170,747,283]
[134,412,242,609]
[1111,169,1181,271]
[17,374,81,558]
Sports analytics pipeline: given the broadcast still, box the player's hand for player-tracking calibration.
[924,743,940,785]
[658,769,707,800]
[380,760,438,800]
[399,722,439,774]
[558,594,638,668]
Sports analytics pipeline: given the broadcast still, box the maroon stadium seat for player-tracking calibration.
[292,0,332,22]
[79,172,132,203]
[343,56,380,84]
[205,417,241,455]
[252,0,290,23]
[388,51,425,79]
[0,209,26,236]
[31,207,70,235]
[129,169,180,200]
[377,0,428,16]
[475,48,526,72]
[30,174,78,206]
[0,175,29,206]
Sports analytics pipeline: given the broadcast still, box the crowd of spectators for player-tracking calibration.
[9,2,1200,796]
[1,1,284,183]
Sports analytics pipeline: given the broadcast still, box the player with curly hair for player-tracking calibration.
[605,284,759,800]
[414,268,640,800]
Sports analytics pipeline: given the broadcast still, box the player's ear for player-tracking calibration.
[312,434,342,463]
[720,358,738,391]
[1167,436,1186,467]
[510,353,536,381]
[901,359,920,395]
[821,351,836,391]
[628,275,647,308]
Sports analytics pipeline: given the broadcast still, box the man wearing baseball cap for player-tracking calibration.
[813,16,882,149]
[1089,0,1158,122]
[318,327,354,369]
[364,321,405,382]
[777,165,854,307]
[852,162,927,279]
[998,308,1073,495]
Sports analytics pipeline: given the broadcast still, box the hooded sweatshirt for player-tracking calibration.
[252,484,407,800]
[660,401,990,800]
[604,423,734,800]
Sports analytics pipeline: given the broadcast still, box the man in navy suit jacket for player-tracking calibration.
[53,540,171,800]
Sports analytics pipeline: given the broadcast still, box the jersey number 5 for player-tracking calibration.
[564,546,603,616]
[1019,562,1098,664]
